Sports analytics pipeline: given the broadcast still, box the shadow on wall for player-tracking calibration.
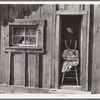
[0,4,47,54]
[88,5,94,92]
[0,4,44,27]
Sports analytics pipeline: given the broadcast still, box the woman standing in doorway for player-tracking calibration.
[61,27,79,85]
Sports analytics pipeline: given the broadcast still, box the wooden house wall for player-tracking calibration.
[0,4,56,88]
[56,4,83,10]
[91,5,100,94]
[0,4,93,90]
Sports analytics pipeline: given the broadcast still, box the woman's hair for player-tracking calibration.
[66,27,74,33]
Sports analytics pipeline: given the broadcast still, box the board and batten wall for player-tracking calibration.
[0,4,56,88]
[0,4,94,92]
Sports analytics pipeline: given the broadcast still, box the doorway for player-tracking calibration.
[55,11,89,91]
[59,15,82,86]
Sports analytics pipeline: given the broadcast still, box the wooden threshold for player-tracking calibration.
[61,85,81,90]
[0,84,49,94]
[49,85,91,94]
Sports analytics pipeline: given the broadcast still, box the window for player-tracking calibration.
[11,26,38,46]
[7,19,45,51]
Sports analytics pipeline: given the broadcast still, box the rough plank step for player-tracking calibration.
[0,84,49,94]
[49,89,91,94]
[49,85,91,94]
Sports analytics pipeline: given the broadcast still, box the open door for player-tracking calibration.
[60,15,82,86]
[55,11,89,91]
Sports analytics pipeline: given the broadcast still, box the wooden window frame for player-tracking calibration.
[5,19,45,53]
[11,25,38,46]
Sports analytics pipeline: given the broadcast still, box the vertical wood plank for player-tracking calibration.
[8,5,19,19]
[92,5,100,94]
[0,24,1,82]
[0,5,9,20]
[27,55,39,87]
[79,4,84,10]
[55,15,60,88]
[28,4,41,19]
[51,5,56,88]
[64,5,68,10]
[8,5,21,86]
[7,52,11,85]
[35,53,39,87]
[22,53,25,86]
[84,5,90,91]
[28,54,31,86]
[18,5,29,18]
[13,53,25,86]
[28,53,37,87]
[40,5,52,88]
[1,26,6,84]
[80,14,87,91]
[0,5,9,84]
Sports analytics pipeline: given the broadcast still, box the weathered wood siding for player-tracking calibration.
[0,4,56,88]
[40,5,56,88]
[0,4,92,91]
[57,4,83,10]
[0,5,42,87]
[91,5,100,94]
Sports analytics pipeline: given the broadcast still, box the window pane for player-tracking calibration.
[25,27,36,35]
[13,36,24,45]
[25,37,36,45]
[13,27,24,35]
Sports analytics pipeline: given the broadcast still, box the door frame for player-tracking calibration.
[55,10,90,91]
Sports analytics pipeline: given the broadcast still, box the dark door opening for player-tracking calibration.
[60,15,82,86]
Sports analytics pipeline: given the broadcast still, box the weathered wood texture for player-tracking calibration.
[28,5,41,19]
[0,84,49,93]
[0,5,41,87]
[40,5,53,88]
[13,53,24,86]
[78,5,91,91]
[55,15,60,88]
[84,5,91,91]
[80,14,87,91]
[28,53,39,87]
[0,4,92,90]
[51,5,56,88]
[0,4,56,88]
[57,4,83,10]
[91,5,100,94]
[0,5,9,85]
[89,5,94,92]
[18,5,29,18]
